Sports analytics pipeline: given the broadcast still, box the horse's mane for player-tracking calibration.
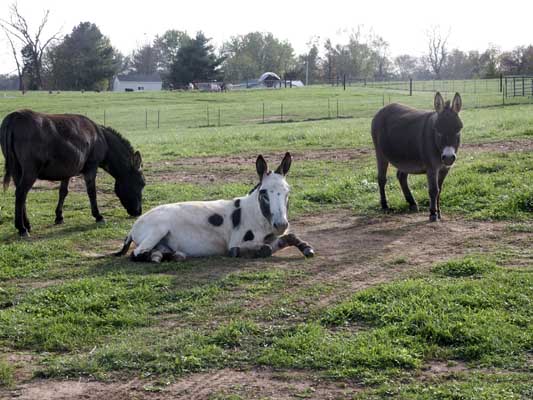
[101,126,135,156]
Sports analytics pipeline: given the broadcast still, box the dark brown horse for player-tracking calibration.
[371,92,463,221]
[1,109,145,236]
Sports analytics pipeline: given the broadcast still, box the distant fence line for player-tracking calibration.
[57,91,531,132]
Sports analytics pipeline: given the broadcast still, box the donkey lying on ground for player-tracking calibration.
[371,92,463,221]
[115,152,314,262]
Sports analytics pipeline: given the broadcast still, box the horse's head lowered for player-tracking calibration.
[433,92,463,167]
[115,150,145,216]
[254,152,292,235]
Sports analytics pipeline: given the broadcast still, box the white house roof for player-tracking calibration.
[116,73,162,82]
[258,72,281,82]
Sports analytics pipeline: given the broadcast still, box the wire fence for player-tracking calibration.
[1,81,532,133]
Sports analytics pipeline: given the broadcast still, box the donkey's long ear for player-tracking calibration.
[275,152,292,176]
[256,155,268,179]
[133,151,142,170]
[451,92,462,113]
[434,92,445,113]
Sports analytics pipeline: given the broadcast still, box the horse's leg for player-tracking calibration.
[397,171,418,211]
[437,168,449,220]
[14,174,36,237]
[271,233,315,257]
[376,150,390,210]
[55,179,70,225]
[426,169,439,222]
[83,169,104,223]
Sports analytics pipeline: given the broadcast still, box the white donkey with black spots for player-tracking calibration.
[115,152,314,262]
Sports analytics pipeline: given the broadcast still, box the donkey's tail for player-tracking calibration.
[0,112,17,191]
[114,233,133,256]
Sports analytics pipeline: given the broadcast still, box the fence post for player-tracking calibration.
[522,77,525,96]
[262,102,265,123]
[409,78,413,96]
[157,110,160,129]
[145,109,147,129]
[382,93,385,107]
[499,73,503,92]
[281,104,283,122]
[343,74,346,91]
[207,105,210,127]
[336,99,339,118]
[218,108,221,127]
[328,99,331,119]
[103,109,106,125]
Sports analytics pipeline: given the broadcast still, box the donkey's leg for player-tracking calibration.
[426,169,439,222]
[272,233,315,258]
[83,169,104,223]
[396,171,418,211]
[132,231,169,262]
[437,168,449,219]
[376,151,390,210]
[14,174,36,237]
[55,179,70,225]
[228,244,273,258]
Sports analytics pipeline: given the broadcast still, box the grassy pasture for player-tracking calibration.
[0,86,532,399]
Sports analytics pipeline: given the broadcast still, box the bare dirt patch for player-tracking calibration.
[2,369,359,400]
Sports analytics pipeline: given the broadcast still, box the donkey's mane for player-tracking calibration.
[101,126,135,156]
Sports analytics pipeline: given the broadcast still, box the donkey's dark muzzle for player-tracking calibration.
[441,154,456,166]
[128,207,142,217]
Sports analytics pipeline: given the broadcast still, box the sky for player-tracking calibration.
[1,0,532,75]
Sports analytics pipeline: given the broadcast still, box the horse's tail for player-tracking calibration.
[114,232,133,256]
[0,112,17,191]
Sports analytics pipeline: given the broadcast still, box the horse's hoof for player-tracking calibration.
[429,214,438,222]
[55,218,64,225]
[409,204,419,212]
[303,247,315,258]
[96,218,106,224]
[19,231,30,238]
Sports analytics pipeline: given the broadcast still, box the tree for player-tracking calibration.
[394,54,418,79]
[426,26,449,79]
[153,30,190,71]
[500,45,533,75]
[0,2,60,90]
[168,32,223,88]
[131,43,159,75]
[479,45,500,78]
[221,32,295,82]
[47,22,121,90]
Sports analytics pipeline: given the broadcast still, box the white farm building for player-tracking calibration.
[112,73,162,92]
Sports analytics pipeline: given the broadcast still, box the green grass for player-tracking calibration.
[0,358,14,388]
[0,88,532,397]
[260,258,532,384]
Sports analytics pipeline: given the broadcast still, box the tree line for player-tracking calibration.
[1,4,532,91]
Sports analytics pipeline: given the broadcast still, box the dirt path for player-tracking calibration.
[3,209,530,400]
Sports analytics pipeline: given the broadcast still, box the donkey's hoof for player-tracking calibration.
[303,247,315,258]
[171,251,187,261]
[150,250,163,263]
[429,214,438,222]
[256,244,273,258]
[409,204,419,212]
